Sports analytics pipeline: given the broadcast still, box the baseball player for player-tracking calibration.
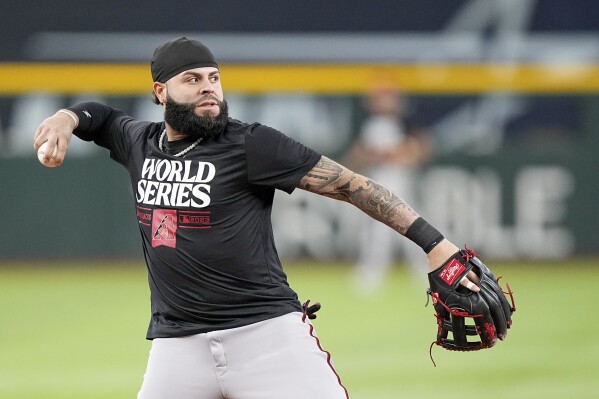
[346,84,433,292]
[34,37,482,399]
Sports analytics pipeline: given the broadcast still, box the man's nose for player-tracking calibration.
[199,82,215,94]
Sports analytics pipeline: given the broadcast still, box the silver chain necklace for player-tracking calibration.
[158,130,203,157]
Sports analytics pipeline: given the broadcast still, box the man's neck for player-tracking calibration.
[164,124,187,142]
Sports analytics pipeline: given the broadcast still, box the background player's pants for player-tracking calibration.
[354,167,426,293]
[137,312,349,399]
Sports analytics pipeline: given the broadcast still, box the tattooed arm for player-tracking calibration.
[298,156,461,272]
[298,156,419,234]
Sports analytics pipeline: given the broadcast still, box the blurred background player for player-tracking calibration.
[345,81,433,293]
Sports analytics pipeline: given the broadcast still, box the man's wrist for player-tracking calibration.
[57,109,79,129]
[426,239,460,272]
[405,217,444,253]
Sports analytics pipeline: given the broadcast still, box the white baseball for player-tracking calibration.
[37,142,60,167]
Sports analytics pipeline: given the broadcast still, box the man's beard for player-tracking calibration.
[164,94,229,140]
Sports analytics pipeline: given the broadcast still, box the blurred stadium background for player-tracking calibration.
[0,0,597,398]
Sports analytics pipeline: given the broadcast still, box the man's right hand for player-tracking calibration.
[33,110,79,167]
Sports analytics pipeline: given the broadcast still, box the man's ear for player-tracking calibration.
[153,82,167,104]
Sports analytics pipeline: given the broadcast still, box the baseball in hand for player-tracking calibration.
[37,142,60,167]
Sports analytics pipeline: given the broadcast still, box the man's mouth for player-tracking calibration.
[196,98,219,108]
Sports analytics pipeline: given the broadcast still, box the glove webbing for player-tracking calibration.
[427,290,486,366]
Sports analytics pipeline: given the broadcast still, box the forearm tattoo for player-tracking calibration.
[298,156,419,235]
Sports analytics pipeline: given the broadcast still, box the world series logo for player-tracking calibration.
[152,209,177,248]
[136,207,212,248]
[136,158,216,208]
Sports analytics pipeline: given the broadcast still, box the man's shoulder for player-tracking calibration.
[224,118,275,142]
[128,120,163,140]
[226,118,259,132]
[227,119,285,137]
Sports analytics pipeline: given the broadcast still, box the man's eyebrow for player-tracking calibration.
[181,71,219,78]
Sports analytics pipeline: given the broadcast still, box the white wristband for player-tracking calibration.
[57,109,79,128]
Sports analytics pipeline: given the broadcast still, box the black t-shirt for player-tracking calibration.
[69,102,321,339]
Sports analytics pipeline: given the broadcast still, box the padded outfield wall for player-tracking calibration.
[1,86,596,260]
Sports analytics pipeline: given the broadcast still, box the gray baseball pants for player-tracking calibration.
[137,311,349,399]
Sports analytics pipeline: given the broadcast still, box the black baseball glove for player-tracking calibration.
[427,247,515,353]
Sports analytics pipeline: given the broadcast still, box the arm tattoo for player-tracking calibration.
[298,156,419,235]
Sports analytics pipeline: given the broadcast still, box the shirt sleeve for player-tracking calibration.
[245,124,321,194]
[67,102,153,166]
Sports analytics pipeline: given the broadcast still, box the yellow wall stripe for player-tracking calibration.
[2,63,599,95]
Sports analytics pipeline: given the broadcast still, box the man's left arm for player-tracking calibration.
[297,156,475,286]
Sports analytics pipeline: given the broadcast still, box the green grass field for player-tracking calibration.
[1,259,598,398]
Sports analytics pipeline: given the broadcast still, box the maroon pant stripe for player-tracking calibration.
[302,314,350,399]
